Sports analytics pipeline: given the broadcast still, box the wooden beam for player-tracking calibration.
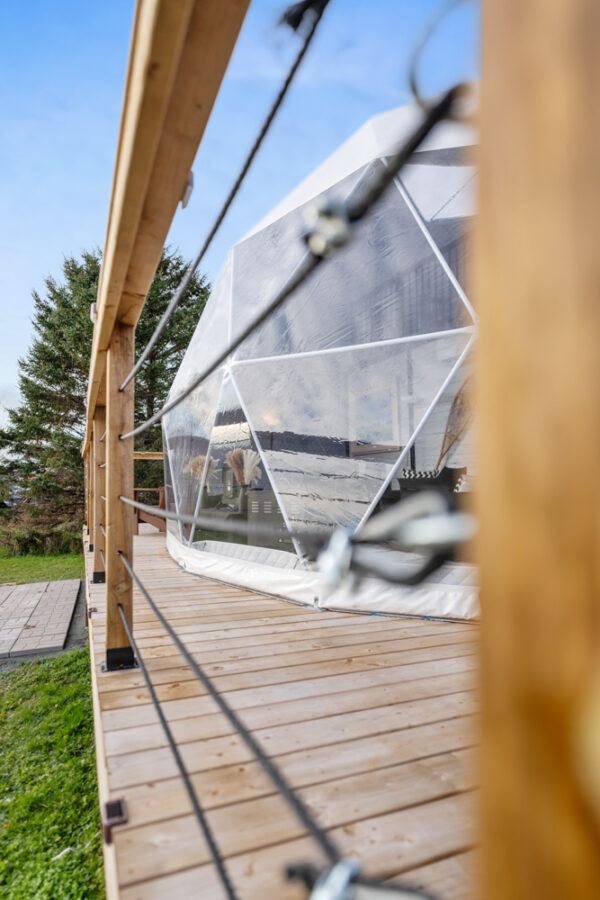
[92,407,107,581]
[476,0,600,896]
[83,0,249,453]
[133,451,164,460]
[105,324,135,668]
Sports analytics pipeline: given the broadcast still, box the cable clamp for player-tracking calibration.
[310,860,360,900]
[288,861,439,898]
[305,198,353,258]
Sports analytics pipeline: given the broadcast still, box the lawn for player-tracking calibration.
[0,550,84,585]
[0,650,104,899]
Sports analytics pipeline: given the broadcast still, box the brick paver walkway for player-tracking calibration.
[0,579,80,658]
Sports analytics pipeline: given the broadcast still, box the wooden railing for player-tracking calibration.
[82,0,249,670]
[82,0,600,894]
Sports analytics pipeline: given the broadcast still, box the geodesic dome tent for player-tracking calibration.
[163,102,479,620]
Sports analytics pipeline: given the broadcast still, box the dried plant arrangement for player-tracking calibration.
[225,448,245,485]
[242,449,262,486]
[225,448,262,486]
[184,455,216,483]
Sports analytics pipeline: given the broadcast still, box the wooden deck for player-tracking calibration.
[84,526,479,899]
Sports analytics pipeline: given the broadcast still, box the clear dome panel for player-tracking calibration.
[373,349,475,532]
[187,372,295,555]
[232,329,471,554]
[169,253,232,399]
[163,368,223,542]
[398,149,476,290]
[162,426,179,541]
[410,357,475,476]
[228,165,369,352]
[234,158,471,362]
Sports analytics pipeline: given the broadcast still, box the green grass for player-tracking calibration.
[0,650,104,899]
[0,550,84,585]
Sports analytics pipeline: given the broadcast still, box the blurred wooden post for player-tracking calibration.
[105,324,135,669]
[92,407,106,583]
[476,0,600,896]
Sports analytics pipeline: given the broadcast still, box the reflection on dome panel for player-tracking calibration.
[228,165,370,356]
[185,374,295,557]
[233,330,470,554]
[162,425,179,541]
[376,351,476,520]
[163,368,223,541]
[235,159,469,362]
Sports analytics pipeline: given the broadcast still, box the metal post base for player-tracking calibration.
[92,571,106,584]
[102,646,138,671]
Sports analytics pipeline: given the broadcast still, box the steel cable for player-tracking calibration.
[117,554,442,896]
[118,550,341,866]
[116,603,238,899]
[119,493,326,553]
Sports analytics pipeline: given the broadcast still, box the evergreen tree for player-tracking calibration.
[0,248,207,552]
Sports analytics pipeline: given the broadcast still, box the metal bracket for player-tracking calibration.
[89,543,94,552]
[181,170,194,208]
[101,646,138,672]
[87,607,98,620]
[102,798,128,844]
[92,571,106,584]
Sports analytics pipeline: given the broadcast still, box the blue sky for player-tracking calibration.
[0,0,478,424]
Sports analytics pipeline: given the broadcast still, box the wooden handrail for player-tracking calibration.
[82,0,249,669]
[83,0,249,454]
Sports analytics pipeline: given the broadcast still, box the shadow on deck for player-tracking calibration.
[84,525,478,899]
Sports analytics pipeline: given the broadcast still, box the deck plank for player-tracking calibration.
[85,527,479,899]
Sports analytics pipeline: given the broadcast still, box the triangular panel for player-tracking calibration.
[233,330,471,555]
[187,371,296,558]
[163,368,224,541]
[410,355,475,475]
[367,350,476,529]
[169,252,233,399]
[162,424,180,541]
[233,158,471,364]
[398,151,476,292]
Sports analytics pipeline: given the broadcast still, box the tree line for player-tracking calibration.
[0,248,208,554]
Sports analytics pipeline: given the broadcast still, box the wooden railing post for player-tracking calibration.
[477,0,600,895]
[105,323,135,669]
[92,407,106,583]
[84,451,89,535]
[87,448,93,538]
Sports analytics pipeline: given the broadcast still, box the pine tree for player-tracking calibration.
[0,248,207,553]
